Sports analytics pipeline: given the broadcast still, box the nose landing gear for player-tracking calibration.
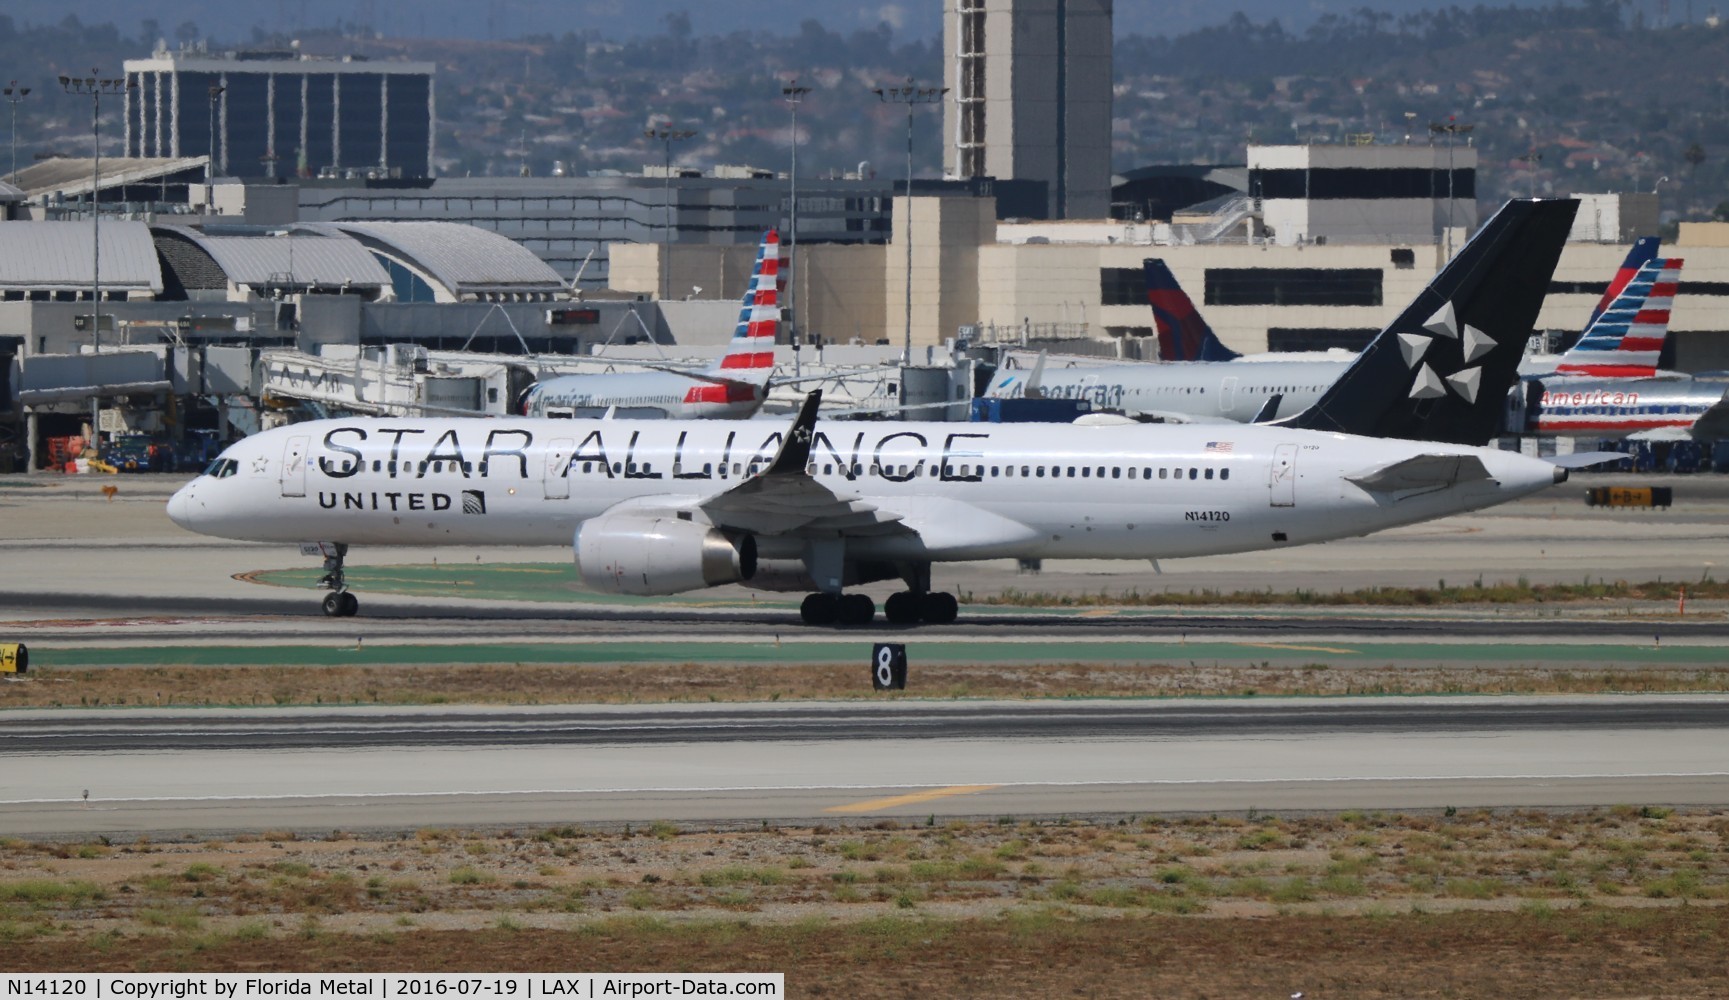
[316,542,359,617]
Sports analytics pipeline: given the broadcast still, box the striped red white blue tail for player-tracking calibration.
[680,230,780,408]
[1555,255,1682,378]
[710,229,781,376]
[1587,236,1660,330]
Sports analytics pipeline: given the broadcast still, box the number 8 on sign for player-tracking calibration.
[871,643,907,691]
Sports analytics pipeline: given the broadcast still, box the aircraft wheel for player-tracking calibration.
[322,592,346,617]
[839,593,877,627]
[338,592,360,617]
[919,591,959,625]
[800,592,839,626]
[883,591,921,624]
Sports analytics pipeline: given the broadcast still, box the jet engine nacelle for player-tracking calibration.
[574,514,756,596]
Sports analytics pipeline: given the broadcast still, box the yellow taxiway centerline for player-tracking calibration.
[825,784,1001,814]
[1240,642,1359,654]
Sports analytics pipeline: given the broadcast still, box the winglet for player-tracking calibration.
[1023,351,1047,399]
[766,390,822,475]
[1250,393,1283,424]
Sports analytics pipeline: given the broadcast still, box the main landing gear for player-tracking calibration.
[318,542,360,618]
[797,590,959,626]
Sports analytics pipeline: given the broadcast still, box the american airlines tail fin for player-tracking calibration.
[706,229,782,381]
[1587,236,1660,329]
[1145,259,1240,361]
[1281,198,1579,446]
[1554,256,1682,378]
[677,229,782,409]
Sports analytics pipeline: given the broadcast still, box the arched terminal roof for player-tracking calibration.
[154,224,391,294]
[0,221,163,296]
[306,221,569,302]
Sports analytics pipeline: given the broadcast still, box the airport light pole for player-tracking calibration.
[60,70,134,356]
[781,80,811,343]
[60,69,133,458]
[206,83,225,212]
[1429,119,1473,260]
[1517,149,1543,200]
[874,78,946,361]
[4,80,29,180]
[644,126,696,301]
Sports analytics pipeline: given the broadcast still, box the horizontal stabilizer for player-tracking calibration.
[1685,389,1729,442]
[1550,451,1630,469]
[1347,453,1492,495]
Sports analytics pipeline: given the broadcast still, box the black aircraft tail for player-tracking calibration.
[1281,198,1578,445]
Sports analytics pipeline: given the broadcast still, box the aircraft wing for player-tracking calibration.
[1346,453,1493,496]
[696,392,911,538]
[1686,389,1729,441]
[1115,409,1240,425]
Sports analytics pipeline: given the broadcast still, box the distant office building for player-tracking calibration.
[943,0,1114,219]
[124,45,436,181]
[1248,143,1478,248]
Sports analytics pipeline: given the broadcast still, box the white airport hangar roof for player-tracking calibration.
[309,221,568,300]
[155,224,391,289]
[0,220,163,294]
[0,181,24,202]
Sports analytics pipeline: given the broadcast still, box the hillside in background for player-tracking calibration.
[0,0,1508,45]
[2,2,1725,225]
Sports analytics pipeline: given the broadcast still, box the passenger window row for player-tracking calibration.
[800,462,1233,482]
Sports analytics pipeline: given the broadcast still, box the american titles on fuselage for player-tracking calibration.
[309,424,1241,487]
[1540,388,1643,408]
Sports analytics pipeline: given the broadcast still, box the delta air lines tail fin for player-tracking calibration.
[1281,198,1578,446]
[1555,255,1682,378]
[1145,259,1240,361]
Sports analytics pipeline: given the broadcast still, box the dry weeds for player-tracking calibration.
[7,659,1729,709]
[2,808,1727,994]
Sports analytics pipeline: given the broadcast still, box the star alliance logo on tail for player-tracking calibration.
[461,490,487,515]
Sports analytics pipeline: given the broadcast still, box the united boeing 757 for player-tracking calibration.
[168,200,1583,625]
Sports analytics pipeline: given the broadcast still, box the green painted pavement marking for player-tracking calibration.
[245,564,1702,622]
[29,641,1729,669]
[252,564,774,609]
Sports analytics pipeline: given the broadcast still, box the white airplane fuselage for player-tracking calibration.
[522,370,760,420]
[986,360,1349,423]
[170,415,1562,569]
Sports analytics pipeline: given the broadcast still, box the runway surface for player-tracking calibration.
[5,472,1729,837]
[5,472,1729,633]
[5,697,1727,837]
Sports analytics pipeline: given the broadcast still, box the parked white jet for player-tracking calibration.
[168,200,1583,625]
[519,230,783,420]
[985,234,1670,426]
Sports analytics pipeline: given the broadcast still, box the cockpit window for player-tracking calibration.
[204,458,239,479]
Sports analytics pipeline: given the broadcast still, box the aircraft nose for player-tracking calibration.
[166,484,195,530]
